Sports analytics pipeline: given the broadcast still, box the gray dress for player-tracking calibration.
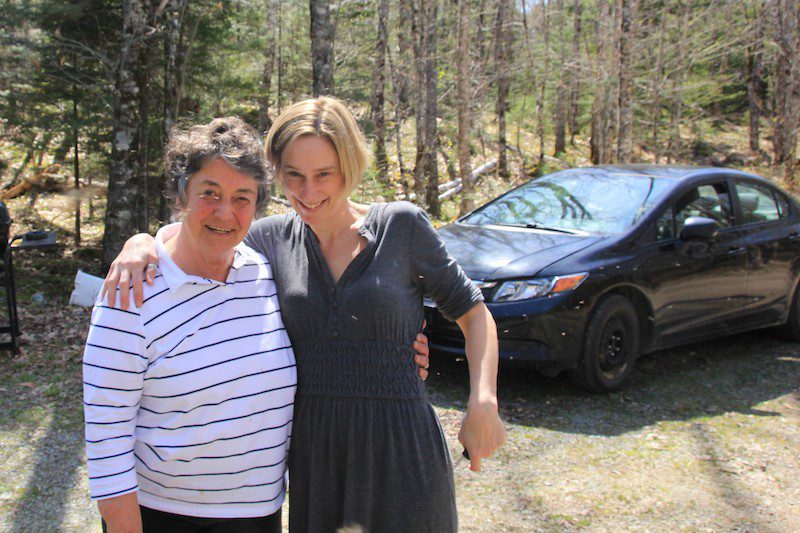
[245,201,482,533]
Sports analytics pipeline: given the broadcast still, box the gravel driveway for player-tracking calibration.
[1,296,798,532]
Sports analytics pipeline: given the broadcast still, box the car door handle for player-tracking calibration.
[727,246,747,256]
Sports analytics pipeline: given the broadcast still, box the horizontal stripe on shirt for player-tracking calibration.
[83,238,296,519]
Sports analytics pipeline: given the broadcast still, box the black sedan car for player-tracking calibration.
[424,165,800,392]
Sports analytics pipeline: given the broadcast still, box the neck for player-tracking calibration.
[165,228,235,281]
[306,199,363,242]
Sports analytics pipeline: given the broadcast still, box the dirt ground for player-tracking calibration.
[0,291,798,532]
[0,190,798,532]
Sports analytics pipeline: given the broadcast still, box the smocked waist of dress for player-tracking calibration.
[290,339,426,399]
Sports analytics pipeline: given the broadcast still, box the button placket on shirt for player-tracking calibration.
[330,287,339,338]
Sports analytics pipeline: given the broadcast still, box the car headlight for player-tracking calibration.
[491,273,589,302]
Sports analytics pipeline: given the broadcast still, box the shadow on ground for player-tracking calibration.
[427,330,800,436]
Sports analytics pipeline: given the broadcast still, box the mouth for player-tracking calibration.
[205,225,235,235]
[297,198,327,211]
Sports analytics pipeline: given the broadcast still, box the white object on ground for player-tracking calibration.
[69,269,104,307]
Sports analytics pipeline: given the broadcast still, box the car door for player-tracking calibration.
[730,178,800,327]
[641,179,749,345]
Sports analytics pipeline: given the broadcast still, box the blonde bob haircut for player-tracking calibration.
[265,96,371,196]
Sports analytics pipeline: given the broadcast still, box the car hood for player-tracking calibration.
[437,223,604,280]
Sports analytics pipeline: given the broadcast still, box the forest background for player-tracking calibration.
[1,0,799,271]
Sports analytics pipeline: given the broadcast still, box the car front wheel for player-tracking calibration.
[569,295,640,393]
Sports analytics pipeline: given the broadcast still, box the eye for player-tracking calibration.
[199,189,218,199]
[235,196,252,206]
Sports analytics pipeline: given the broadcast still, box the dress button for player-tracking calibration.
[331,301,339,308]
[332,316,338,322]
[332,330,339,338]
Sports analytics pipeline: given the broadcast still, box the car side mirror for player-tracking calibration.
[679,216,718,240]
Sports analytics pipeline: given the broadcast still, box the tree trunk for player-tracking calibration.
[422,0,440,217]
[650,0,667,163]
[371,0,389,182]
[72,88,81,246]
[387,36,410,199]
[258,0,277,133]
[310,0,334,96]
[771,0,800,181]
[103,0,149,272]
[135,30,156,234]
[591,0,615,164]
[553,0,567,155]
[159,0,187,223]
[668,0,689,162]
[494,0,510,179]
[456,0,473,215]
[567,0,582,141]
[746,0,765,154]
[412,0,426,205]
[537,0,550,164]
[396,0,414,113]
[616,0,635,162]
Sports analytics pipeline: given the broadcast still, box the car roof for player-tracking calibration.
[552,165,767,182]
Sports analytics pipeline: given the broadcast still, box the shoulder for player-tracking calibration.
[372,201,428,229]
[248,213,294,237]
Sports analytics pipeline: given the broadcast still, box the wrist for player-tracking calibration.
[467,394,498,412]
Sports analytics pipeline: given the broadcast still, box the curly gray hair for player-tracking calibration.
[163,116,270,212]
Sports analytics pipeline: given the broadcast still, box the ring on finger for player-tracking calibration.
[146,263,158,272]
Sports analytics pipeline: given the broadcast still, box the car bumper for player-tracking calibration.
[424,291,590,371]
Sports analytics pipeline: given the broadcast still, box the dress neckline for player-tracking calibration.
[303,203,379,290]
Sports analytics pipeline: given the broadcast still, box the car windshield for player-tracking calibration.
[461,170,674,235]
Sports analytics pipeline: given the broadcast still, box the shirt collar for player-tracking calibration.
[155,223,258,292]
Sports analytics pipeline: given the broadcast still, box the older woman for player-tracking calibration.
[106,97,504,532]
[83,117,297,532]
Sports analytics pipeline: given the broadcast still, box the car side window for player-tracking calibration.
[674,183,732,233]
[774,191,791,218]
[655,208,675,240]
[734,181,780,225]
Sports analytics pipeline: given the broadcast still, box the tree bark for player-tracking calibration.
[567,0,582,141]
[72,87,81,246]
[103,0,149,272]
[650,0,667,163]
[258,0,277,133]
[159,0,187,223]
[456,0,473,215]
[771,0,800,180]
[371,0,389,182]
[494,0,510,178]
[616,0,635,162]
[537,0,550,164]
[310,0,334,96]
[746,0,765,154]
[591,0,616,165]
[412,0,426,204]
[553,0,567,155]
[668,0,689,162]
[422,0,440,217]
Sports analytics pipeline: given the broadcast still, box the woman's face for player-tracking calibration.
[279,134,347,226]
[180,157,259,259]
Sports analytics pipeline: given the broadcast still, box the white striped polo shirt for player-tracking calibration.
[83,231,297,518]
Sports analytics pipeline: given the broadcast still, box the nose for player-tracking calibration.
[299,179,317,200]
[213,196,236,219]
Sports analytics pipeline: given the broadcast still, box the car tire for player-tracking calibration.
[775,283,800,341]
[569,295,639,393]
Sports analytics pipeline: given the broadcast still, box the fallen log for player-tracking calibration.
[437,159,498,200]
[0,164,64,200]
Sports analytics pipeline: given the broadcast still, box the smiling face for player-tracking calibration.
[179,157,259,262]
[278,134,348,226]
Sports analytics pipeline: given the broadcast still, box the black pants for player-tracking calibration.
[102,505,281,533]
